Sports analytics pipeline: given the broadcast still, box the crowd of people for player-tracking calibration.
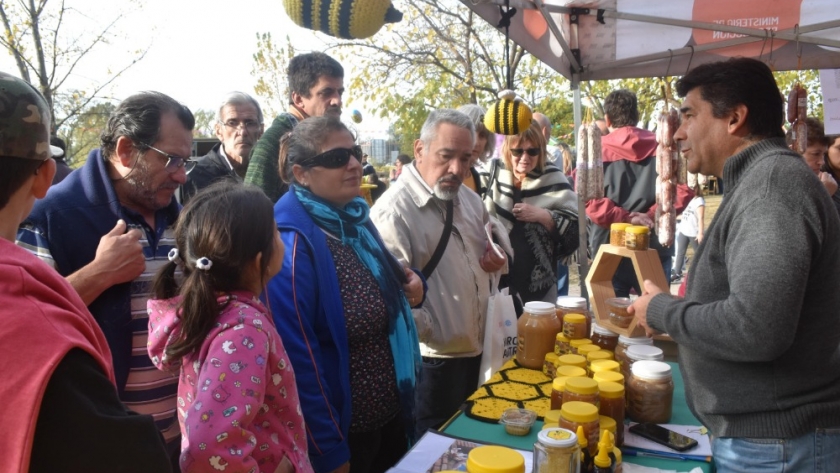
[1,52,839,473]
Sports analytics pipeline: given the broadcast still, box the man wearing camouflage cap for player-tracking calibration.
[17,90,194,467]
[0,72,171,472]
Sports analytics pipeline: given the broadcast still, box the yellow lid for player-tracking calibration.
[545,352,559,363]
[587,350,614,362]
[610,223,631,231]
[561,401,599,423]
[570,338,592,348]
[563,313,586,324]
[552,376,569,392]
[593,370,625,385]
[590,360,621,374]
[555,333,570,342]
[626,225,650,234]
[599,415,617,434]
[541,422,559,430]
[556,365,587,378]
[576,426,588,447]
[564,376,599,395]
[543,409,563,425]
[597,381,625,398]
[577,344,601,358]
[557,354,587,368]
[593,431,613,468]
[466,446,525,473]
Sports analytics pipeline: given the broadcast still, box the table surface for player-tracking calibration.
[442,361,712,472]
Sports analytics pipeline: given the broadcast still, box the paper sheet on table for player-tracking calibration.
[388,430,534,473]
[622,465,705,473]
[624,423,712,457]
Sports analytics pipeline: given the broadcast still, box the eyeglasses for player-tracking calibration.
[300,146,363,169]
[142,143,196,173]
[510,147,541,157]
[221,119,262,132]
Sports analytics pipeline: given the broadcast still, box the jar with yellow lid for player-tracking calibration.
[587,349,614,364]
[467,445,525,473]
[593,370,625,386]
[627,360,673,424]
[591,323,619,352]
[556,365,587,379]
[517,301,562,370]
[563,376,599,408]
[544,353,559,378]
[556,354,587,370]
[599,415,616,440]
[559,401,600,454]
[562,313,588,340]
[533,427,580,473]
[625,225,650,250]
[550,377,568,410]
[598,381,625,446]
[554,333,571,356]
[542,409,562,430]
[610,223,631,246]
[569,338,592,355]
[576,344,601,362]
[590,359,620,375]
[556,296,591,339]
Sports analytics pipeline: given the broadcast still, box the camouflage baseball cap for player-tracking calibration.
[0,71,52,161]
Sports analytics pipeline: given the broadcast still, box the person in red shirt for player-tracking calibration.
[0,72,171,473]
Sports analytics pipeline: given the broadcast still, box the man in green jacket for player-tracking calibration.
[245,52,344,202]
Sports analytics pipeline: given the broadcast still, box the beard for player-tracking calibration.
[433,173,462,201]
[121,156,176,212]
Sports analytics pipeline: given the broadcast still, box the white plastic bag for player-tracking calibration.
[478,285,517,387]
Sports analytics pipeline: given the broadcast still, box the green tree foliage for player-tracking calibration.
[60,100,115,168]
[192,109,216,139]
[0,0,147,132]
[251,32,296,118]
[326,0,570,154]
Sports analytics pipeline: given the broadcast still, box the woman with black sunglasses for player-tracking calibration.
[481,121,580,305]
[265,116,423,473]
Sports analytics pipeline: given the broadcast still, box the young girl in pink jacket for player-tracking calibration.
[147,182,313,473]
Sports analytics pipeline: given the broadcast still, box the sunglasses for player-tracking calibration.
[301,146,363,169]
[510,147,541,158]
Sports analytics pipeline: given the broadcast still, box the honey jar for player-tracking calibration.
[556,365,587,379]
[598,381,625,446]
[569,338,592,355]
[467,445,525,473]
[559,401,600,455]
[533,428,580,473]
[610,223,631,246]
[627,360,673,424]
[517,301,562,370]
[557,354,587,370]
[556,296,591,338]
[591,324,619,352]
[625,225,650,250]
[563,376,599,408]
[555,333,571,356]
[562,313,588,340]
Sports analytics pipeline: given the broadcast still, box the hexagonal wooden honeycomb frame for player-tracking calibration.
[585,244,670,337]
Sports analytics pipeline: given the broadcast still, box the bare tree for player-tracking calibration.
[0,0,147,132]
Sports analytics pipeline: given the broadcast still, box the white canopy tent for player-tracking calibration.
[460,0,840,295]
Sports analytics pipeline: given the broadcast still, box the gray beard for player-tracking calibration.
[433,182,459,201]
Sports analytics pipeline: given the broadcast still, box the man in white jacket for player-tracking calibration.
[371,109,507,438]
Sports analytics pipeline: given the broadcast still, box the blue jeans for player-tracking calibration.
[712,429,840,472]
[557,262,569,296]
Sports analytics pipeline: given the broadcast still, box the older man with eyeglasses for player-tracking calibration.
[17,91,195,470]
[180,92,264,204]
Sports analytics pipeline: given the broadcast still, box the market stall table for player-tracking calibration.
[442,361,712,472]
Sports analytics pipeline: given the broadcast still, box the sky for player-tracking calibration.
[0,0,390,137]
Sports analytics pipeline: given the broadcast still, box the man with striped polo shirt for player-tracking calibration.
[17,91,194,468]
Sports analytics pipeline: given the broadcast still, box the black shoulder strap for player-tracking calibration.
[422,199,454,279]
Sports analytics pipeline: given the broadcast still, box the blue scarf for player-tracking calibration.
[294,185,422,442]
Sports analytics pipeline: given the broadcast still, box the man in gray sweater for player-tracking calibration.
[630,57,840,470]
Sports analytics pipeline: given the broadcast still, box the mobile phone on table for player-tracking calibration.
[628,423,699,452]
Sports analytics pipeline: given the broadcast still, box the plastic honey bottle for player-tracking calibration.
[592,431,615,473]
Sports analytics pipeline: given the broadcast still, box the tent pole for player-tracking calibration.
[572,77,589,300]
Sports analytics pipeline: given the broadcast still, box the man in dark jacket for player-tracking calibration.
[18,91,194,467]
[585,89,692,296]
[631,57,840,470]
[180,92,263,203]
